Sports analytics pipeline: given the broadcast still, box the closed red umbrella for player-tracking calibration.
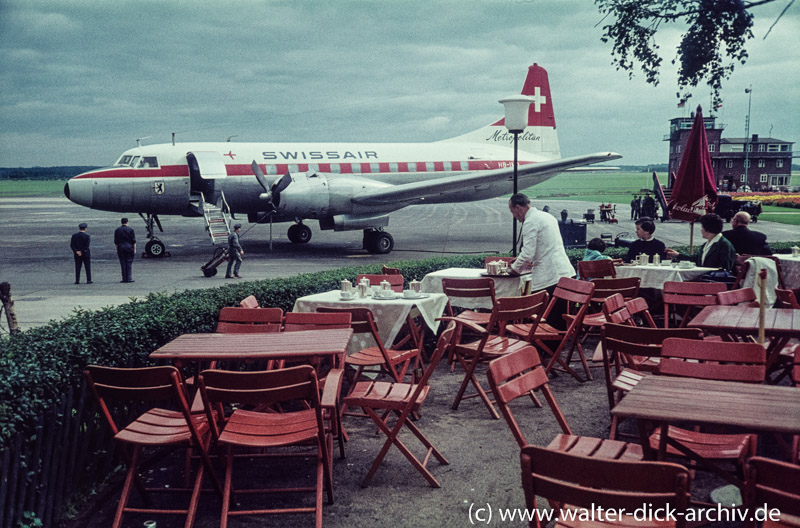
[668,105,718,222]
[667,105,718,251]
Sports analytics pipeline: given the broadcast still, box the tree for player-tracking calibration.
[595,0,781,104]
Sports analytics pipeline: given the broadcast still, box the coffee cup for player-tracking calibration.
[403,290,417,299]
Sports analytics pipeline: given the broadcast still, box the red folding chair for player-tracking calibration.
[449,291,549,419]
[521,446,690,528]
[342,322,456,487]
[487,346,643,460]
[216,306,284,333]
[84,365,222,528]
[601,324,703,439]
[663,281,726,328]
[577,258,616,279]
[717,287,759,307]
[744,457,800,528]
[522,277,596,382]
[198,365,341,528]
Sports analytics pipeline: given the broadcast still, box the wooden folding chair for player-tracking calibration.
[449,291,549,419]
[239,295,259,308]
[440,277,497,327]
[316,306,420,385]
[342,322,456,487]
[745,457,800,528]
[357,273,404,292]
[84,365,222,528]
[521,445,690,528]
[487,346,642,460]
[198,365,341,528]
[284,311,352,332]
[776,288,800,309]
[216,306,284,333]
[734,255,787,289]
[649,338,765,479]
[717,287,759,306]
[576,277,641,343]
[576,258,616,279]
[601,324,703,439]
[522,277,595,382]
[381,265,402,275]
[663,281,726,328]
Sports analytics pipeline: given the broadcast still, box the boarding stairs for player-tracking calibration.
[191,191,232,245]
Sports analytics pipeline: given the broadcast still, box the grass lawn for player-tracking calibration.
[0,179,67,197]
[758,205,800,226]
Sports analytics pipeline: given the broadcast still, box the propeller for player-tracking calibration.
[251,160,292,210]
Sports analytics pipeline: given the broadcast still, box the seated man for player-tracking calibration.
[624,217,666,263]
[723,211,772,256]
[665,213,736,272]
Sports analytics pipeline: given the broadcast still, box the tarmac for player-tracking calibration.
[2,194,798,332]
[3,194,794,527]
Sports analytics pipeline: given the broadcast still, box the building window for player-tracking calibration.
[725,160,733,168]
[747,144,753,152]
[708,144,715,152]
[677,145,681,153]
[780,144,790,151]
[744,160,750,168]
[768,144,780,152]
[777,159,784,168]
[740,174,747,182]
[760,174,768,183]
[758,159,765,168]
[758,144,765,152]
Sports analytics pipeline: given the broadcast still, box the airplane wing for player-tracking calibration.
[350,152,622,206]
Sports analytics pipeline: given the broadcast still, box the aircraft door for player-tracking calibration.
[187,151,228,199]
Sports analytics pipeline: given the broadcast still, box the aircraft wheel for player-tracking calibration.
[288,223,312,244]
[366,231,394,254]
[145,239,166,258]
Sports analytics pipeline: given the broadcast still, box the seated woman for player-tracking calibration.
[583,237,611,262]
[665,213,736,272]
[624,217,666,263]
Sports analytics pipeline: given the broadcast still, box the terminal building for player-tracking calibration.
[665,114,794,192]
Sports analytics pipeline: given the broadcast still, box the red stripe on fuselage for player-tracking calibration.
[73,160,533,180]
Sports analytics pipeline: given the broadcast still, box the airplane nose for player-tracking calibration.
[65,177,93,207]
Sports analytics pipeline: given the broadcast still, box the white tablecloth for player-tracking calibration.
[775,254,800,289]
[293,290,448,353]
[420,267,529,309]
[615,264,716,290]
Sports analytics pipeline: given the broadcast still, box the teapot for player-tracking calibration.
[380,280,392,292]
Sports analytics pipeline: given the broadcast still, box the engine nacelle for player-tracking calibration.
[274,172,330,218]
[319,213,390,232]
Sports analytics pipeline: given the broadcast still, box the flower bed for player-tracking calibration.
[729,192,800,209]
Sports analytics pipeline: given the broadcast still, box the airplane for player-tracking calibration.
[64,63,622,258]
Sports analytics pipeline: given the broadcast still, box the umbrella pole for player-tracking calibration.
[758,269,766,345]
[689,222,694,254]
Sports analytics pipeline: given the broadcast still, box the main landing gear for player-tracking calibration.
[139,213,171,258]
[287,222,312,244]
[363,229,394,254]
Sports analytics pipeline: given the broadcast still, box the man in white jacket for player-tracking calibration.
[508,193,576,328]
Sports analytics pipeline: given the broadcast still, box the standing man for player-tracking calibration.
[225,223,244,279]
[114,217,137,283]
[630,196,637,220]
[70,222,92,284]
[634,195,642,220]
[508,193,575,327]
[723,211,772,256]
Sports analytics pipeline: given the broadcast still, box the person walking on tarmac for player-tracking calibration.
[225,224,244,278]
[70,222,92,284]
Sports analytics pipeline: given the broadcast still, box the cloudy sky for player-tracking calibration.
[1,0,797,168]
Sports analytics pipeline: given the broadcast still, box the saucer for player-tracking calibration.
[373,292,397,300]
[402,291,428,299]
[339,292,356,300]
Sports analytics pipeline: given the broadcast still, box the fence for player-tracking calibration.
[0,382,116,528]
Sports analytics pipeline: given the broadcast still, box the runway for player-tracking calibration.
[2,195,797,330]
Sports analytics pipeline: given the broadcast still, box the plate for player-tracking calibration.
[372,292,398,300]
[402,292,429,300]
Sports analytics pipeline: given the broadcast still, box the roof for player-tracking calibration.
[721,137,794,144]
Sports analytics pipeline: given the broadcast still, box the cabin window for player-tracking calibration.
[331,163,341,173]
[389,162,398,172]
[137,156,158,168]
[370,162,380,173]
[288,164,299,172]
[266,165,278,175]
[407,162,417,172]
[426,161,435,171]
[443,161,452,171]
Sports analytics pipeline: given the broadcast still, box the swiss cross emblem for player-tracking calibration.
[530,86,546,112]
[153,181,165,195]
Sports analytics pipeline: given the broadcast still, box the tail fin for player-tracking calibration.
[440,63,560,159]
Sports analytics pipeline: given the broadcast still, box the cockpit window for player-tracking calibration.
[137,156,158,169]
[116,155,133,166]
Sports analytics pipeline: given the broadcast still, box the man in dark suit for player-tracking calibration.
[666,213,737,272]
[70,222,92,284]
[114,217,137,283]
[723,211,772,256]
